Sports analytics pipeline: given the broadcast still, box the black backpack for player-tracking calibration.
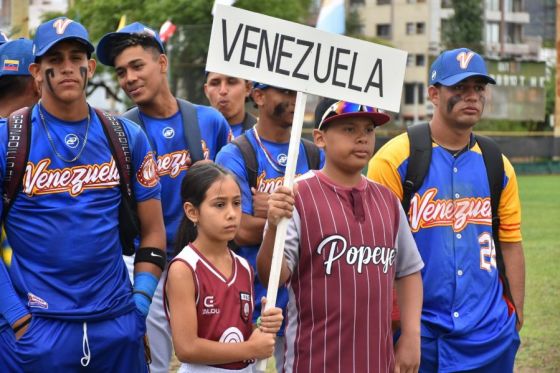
[3,106,140,255]
[402,122,515,310]
[123,98,205,163]
[232,133,321,188]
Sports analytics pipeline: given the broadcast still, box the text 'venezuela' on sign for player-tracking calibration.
[206,5,408,113]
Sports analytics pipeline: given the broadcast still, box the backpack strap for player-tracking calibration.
[2,106,32,223]
[402,122,432,213]
[302,138,321,170]
[123,99,204,163]
[475,135,515,310]
[95,109,133,197]
[95,109,139,256]
[241,112,257,132]
[232,133,258,188]
[176,99,204,163]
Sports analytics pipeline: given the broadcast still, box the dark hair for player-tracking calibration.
[314,97,337,129]
[107,34,162,66]
[174,162,240,255]
[0,76,34,101]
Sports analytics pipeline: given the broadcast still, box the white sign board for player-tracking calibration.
[207,5,408,113]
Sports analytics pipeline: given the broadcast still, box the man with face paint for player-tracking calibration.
[368,48,525,372]
[216,83,324,371]
[0,18,166,371]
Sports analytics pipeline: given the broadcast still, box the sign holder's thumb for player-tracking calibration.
[255,91,307,372]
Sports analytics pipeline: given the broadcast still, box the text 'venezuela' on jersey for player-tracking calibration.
[368,132,522,371]
[136,107,231,258]
[0,106,160,322]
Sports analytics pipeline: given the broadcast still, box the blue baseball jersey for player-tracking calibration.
[0,105,161,322]
[135,105,231,258]
[230,123,244,138]
[368,132,522,371]
[216,128,325,328]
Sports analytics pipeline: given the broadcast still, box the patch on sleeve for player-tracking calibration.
[137,151,159,187]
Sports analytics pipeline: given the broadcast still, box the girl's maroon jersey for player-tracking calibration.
[282,171,423,373]
[165,244,255,370]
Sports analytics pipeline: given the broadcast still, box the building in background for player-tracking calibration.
[1,0,68,37]
[524,0,556,47]
[349,0,543,123]
[1,0,29,38]
[352,0,430,123]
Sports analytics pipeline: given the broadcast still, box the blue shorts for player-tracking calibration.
[0,309,147,372]
[419,328,520,373]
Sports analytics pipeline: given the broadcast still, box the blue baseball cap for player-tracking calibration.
[253,82,270,90]
[429,48,495,86]
[0,31,9,45]
[96,22,165,66]
[32,17,94,61]
[0,38,34,78]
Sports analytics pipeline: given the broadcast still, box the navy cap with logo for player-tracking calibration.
[0,31,9,46]
[253,82,270,90]
[33,17,94,61]
[429,48,496,86]
[0,38,34,78]
[314,98,391,130]
[96,22,165,66]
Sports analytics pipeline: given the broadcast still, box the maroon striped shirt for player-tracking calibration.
[282,171,422,373]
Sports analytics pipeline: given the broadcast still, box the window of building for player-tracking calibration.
[406,22,415,35]
[350,0,365,4]
[377,0,391,4]
[407,55,415,66]
[404,83,425,105]
[485,22,499,44]
[416,54,425,66]
[416,22,425,34]
[377,24,391,38]
[486,0,500,11]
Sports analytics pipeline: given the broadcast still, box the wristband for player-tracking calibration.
[133,272,159,317]
[12,317,31,333]
[134,247,167,271]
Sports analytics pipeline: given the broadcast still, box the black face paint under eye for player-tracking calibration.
[80,67,88,91]
[273,101,289,118]
[45,68,55,93]
[447,94,462,114]
[478,93,486,107]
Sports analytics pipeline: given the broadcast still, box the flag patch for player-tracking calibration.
[3,59,19,72]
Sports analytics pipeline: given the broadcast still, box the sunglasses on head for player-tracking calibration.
[321,101,380,123]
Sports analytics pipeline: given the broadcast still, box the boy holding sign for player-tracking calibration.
[257,99,424,372]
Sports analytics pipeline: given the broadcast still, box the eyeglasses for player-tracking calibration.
[320,101,381,123]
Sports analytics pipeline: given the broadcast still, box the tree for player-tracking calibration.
[62,0,312,104]
[442,0,483,53]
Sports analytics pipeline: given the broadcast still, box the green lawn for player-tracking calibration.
[515,175,560,372]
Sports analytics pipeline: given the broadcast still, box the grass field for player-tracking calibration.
[515,175,560,372]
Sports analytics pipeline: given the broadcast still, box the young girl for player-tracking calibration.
[164,163,282,373]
